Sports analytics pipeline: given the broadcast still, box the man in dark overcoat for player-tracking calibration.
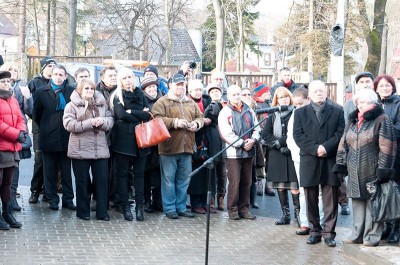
[293,80,345,247]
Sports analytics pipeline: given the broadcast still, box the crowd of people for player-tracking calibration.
[0,57,399,249]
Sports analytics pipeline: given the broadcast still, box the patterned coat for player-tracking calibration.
[333,105,397,199]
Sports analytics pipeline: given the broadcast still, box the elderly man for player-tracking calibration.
[293,80,345,247]
[152,73,204,219]
[33,65,75,211]
[218,85,261,220]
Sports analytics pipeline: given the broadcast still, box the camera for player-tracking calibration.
[189,61,197,69]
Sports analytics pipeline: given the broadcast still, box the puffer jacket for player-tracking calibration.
[63,90,114,160]
[334,105,397,199]
[152,93,204,155]
[0,94,26,152]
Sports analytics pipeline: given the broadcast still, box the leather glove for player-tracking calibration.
[17,131,27,143]
[272,140,281,149]
[336,173,345,182]
[279,147,291,155]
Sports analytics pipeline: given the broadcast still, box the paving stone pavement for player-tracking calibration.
[0,186,369,265]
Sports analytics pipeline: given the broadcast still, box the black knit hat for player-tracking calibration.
[40,56,57,73]
[144,64,158,77]
[0,71,11,80]
[141,76,159,90]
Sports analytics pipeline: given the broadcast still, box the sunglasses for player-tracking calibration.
[84,87,95,91]
[241,93,251,96]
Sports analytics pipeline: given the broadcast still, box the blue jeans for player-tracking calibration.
[159,154,192,214]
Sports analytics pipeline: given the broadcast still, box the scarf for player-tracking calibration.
[273,105,295,138]
[0,89,13,99]
[357,104,376,129]
[283,80,293,88]
[191,96,204,113]
[311,101,326,123]
[50,79,67,111]
[99,81,117,104]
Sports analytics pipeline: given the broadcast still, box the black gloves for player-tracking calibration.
[279,147,291,155]
[17,131,27,143]
[336,172,345,182]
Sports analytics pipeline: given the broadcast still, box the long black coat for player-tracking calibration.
[262,110,297,183]
[293,102,345,187]
[33,83,74,152]
[111,89,151,157]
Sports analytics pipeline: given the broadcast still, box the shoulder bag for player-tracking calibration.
[135,112,171,149]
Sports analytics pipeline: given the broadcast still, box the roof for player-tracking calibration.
[225,58,261,72]
[169,29,201,64]
[0,14,18,36]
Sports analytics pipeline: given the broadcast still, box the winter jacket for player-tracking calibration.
[0,93,26,152]
[293,102,345,187]
[28,75,51,133]
[262,107,297,183]
[334,105,397,199]
[218,102,261,159]
[152,93,204,155]
[271,80,300,98]
[63,90,114,160]
[111,88,151,157]
[32,83,74,152]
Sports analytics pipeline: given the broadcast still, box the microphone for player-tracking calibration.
[255,105,289,115]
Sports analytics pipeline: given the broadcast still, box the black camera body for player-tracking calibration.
[189,61,197,69]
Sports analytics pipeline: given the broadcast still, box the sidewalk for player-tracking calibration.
[1,186,399,265]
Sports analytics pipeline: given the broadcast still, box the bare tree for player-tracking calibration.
[213,0,225,71]
[19,0,27,55]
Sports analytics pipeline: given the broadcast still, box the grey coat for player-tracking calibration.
[63,90,114,160]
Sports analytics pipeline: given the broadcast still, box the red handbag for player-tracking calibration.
[135,113,171,148]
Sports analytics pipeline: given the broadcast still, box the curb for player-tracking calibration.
[343,242,399,265]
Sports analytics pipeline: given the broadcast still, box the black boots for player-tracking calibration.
[136,204,144,221]
[123,204,133,221]
[382,222,392,240]
[292,193,300,228]
[2,202,22,228]
[11,191,21,211]
[250,182,259,209]
[275,190,290,225]
[0,210,10,230]
[29,191,40,204]
[387,220,400,244]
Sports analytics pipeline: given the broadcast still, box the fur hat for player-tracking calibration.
[141,76,159,90]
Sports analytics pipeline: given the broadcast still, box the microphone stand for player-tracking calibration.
[189,114,271,265]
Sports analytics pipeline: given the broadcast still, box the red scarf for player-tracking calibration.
[283,80,293,88]
[357,104,376,129]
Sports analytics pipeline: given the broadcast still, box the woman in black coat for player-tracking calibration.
[373,74,400,243]
[110,68,151,221]
[262,87,298,226]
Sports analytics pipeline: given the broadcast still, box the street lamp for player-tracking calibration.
[82,22,91,57]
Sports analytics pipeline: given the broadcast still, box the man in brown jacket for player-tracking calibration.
[152,73,204,219]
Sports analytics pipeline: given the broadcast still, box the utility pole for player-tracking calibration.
[330,0,346,105]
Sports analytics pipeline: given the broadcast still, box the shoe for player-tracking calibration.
[382,222,392,240]
[296,227,310,235]
[251,202,259,209]
[340,205,351,215]
[205,206,218,214]
[256,180,263,196]
[276,190,290,225]
[48,203,59,210]
[324,237,336,247]
[363,241,379,247]
[387,220,400,244]
[97,216,110,221]
[239,213,257,220]
[11,193,22,211]
[144,201,154,213]
[217,195,224,210]
[229,212,240,220]
[306,235,321,245]
[0,212,10,230]
[135,204,144,221]
[178,211,195,218]
[123,205,133,221]
[265,187,276,196]
[42,195,49,202]
[191,207,206,214]
[166,212,179,219]
[77,215,90,221]
[343,238,362,244]
[62,202,77,210]
[29,191,39,204]
[2,202,22,228]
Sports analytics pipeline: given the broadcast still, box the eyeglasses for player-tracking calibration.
[0,79,11,84]
[241,93,251,96]
[84,87,95,91]
[277,95,289,99]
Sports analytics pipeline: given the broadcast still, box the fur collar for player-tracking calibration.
[348,104,384,122]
